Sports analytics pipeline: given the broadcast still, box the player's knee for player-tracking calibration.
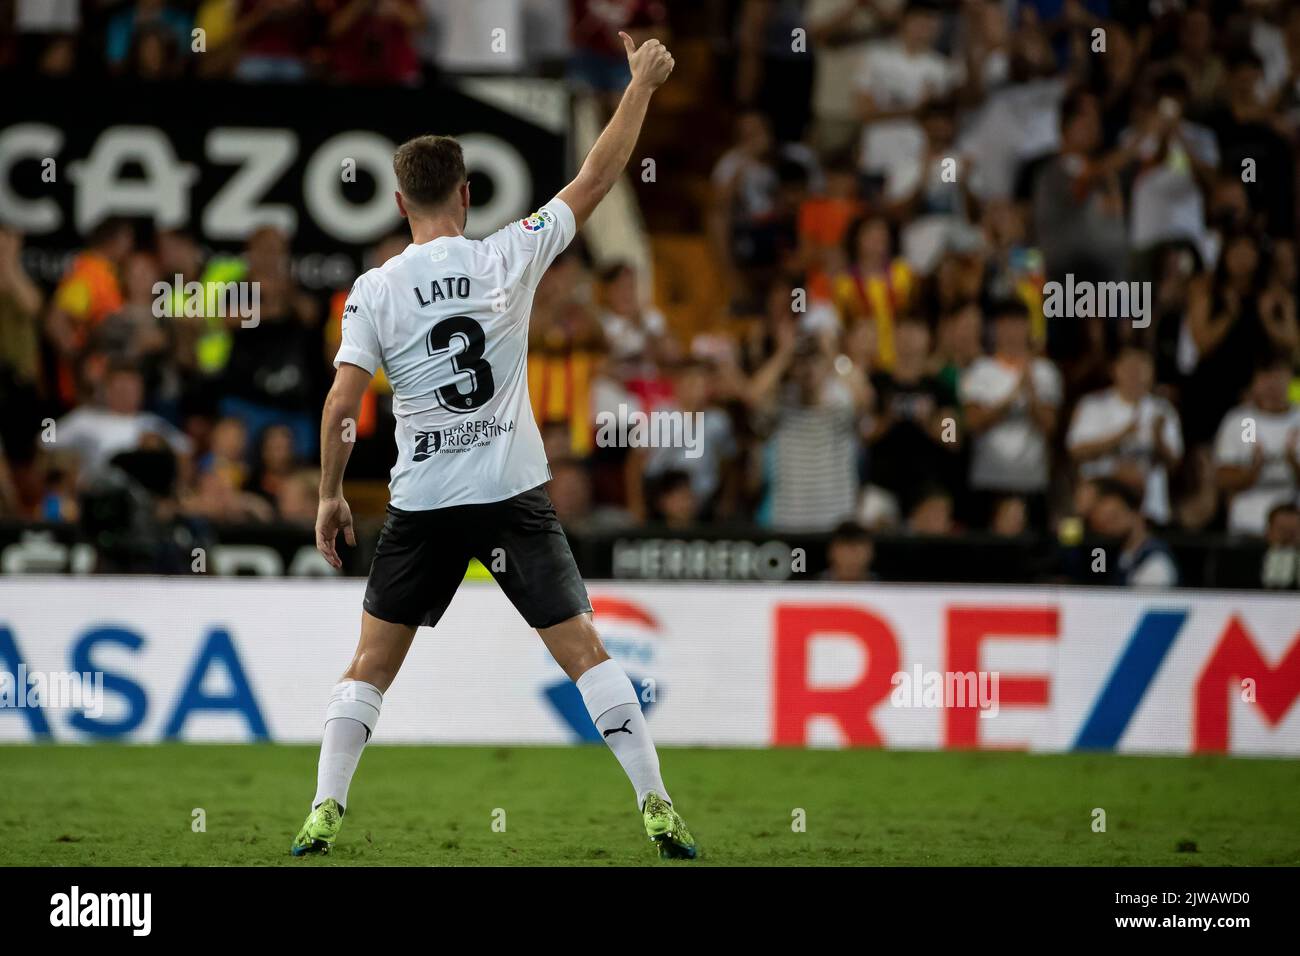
[342,658,397,693]
[542,613,609,678]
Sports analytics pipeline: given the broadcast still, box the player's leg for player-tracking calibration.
[539,612,670,803]
[314,612,416,805]
[540,612,696,858]
[293,506,466,856]
[483,487,697,858]
[292,611,418,857]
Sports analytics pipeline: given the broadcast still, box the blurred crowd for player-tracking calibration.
[3,1,1300,587]
[0,0,654,85]
[688,0,1300,587]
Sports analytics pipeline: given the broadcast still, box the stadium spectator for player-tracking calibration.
[1182,229,1278,446]
[957,13,1063,203]
[797,152,865,301]
[1208,50,1296,239]
[122,21,187,79]
[853,1,960,204]
[867,315,959,515]
[597,261,669,363]
[746,327,868,531]
[1213,351,1300,537]
[245,422,299,506]
[274,468,320,523]
[569,0,666,109]
[1088,478,1179,588]
[893,101,978,274]
[960,298,1062,528]
[320,0,424,86]
[906,484,955,537]
[106,0,193,71]
[46,218,133,407]
[229,0,319,82]
[53,364,191,478]
[183,465,274,522]
[978,199,1046,348]
[932,300,982,398]
[736,0,815,142]
[211,227,321,456]
[805,0,900,153]
[1119,71,1220,268]
[1067,344,1184,527]
[528,248,606,458]
[1169,7,1226,114]
[634,358,739,522]
[546,455,596,529]
[1030,89,1128,288]
[709,111,817,292]
[1260,502,1300,589]
[820,519,876,582]
[647,469,698,529]
[831,215,914,371]
[11,0,81,75]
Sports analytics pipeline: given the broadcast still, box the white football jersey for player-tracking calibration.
[334,198,576,510]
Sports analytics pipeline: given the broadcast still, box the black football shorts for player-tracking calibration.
[363,484,592,630]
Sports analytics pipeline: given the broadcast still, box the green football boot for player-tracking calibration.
[642,792,698,860]
[291,798,343,857]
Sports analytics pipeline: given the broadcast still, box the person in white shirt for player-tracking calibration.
[1067,345,1183,526]
[1214,352,1300,536]
[293,32,699,861]
[1120,74,1220,259]
[597,261,668,362]
[54,364,192,477]
[960,298,1062,527]
[853,4,962,201]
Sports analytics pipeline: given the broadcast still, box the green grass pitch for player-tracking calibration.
[1,744,1297,866]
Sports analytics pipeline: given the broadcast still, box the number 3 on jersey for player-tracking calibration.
[427,315,495,412]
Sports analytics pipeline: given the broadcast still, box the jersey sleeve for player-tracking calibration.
[493,197,577,291]
[333,277,382,375]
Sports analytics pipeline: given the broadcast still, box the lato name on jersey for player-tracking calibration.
[413,275,472,308]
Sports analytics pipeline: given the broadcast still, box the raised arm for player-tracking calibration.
[557,32,674,227]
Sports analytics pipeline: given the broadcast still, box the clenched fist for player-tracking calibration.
[620,32,675,91]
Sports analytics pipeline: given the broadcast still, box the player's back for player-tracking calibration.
[335,199,577,510]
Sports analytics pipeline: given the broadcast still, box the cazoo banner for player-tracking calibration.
[1,578,1297,756]
[0,77,569,286]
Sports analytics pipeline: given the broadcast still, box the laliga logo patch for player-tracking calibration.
[519,209,552,233]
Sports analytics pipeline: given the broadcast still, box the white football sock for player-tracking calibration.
[576,659,669,809]
[312,680,383,812]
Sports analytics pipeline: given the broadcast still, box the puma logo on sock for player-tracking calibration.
[602,719,633,738]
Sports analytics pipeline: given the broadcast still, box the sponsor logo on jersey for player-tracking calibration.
[412,430,443,461]
[518,209,554,233]
[412,416,516,460]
